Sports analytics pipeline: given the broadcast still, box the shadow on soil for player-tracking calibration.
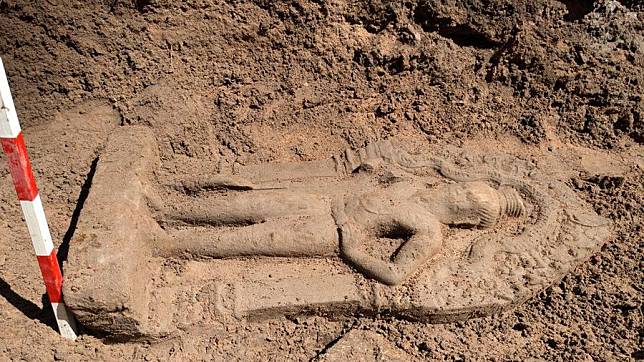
[0,277,56,330]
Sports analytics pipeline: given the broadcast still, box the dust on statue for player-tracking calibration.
[63,127,611,341]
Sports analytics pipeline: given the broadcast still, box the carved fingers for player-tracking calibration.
[338,223,404,285]
[339,221,363,256]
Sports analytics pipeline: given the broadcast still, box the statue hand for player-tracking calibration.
[337,205,442,285]
[338,220,407,286]
[339,222,363,256]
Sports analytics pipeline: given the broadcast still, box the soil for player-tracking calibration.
[0,0,641,360]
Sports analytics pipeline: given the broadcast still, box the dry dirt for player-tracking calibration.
[0,0,642,360]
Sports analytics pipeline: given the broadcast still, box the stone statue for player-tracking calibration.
[63,127,611,340]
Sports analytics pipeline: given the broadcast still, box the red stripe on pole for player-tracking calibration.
[1,132,39,201]
[36,252,63,303]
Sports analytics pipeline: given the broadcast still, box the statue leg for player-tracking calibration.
[158,189,328,226]
[154,190,338,258]
[157,215,338,258]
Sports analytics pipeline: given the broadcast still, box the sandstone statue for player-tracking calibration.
[63,127,611,340]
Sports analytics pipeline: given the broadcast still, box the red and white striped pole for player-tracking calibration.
[0,58,78,340]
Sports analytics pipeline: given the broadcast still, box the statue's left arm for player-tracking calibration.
[339,209,442,285]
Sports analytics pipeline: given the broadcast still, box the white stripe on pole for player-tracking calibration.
[20,195,55,256]
[0,58,21,138]
[51,303,79,340]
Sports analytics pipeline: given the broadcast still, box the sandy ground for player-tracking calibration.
[0,0,642,360]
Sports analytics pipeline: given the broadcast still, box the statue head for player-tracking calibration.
[418,181,525,228]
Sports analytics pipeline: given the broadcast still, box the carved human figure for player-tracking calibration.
[153,141,525,285]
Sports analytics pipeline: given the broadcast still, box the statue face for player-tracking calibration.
[447,184,487,226]
[416,182,500,227]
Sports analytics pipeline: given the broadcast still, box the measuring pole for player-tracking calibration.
[0,58,78,340]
